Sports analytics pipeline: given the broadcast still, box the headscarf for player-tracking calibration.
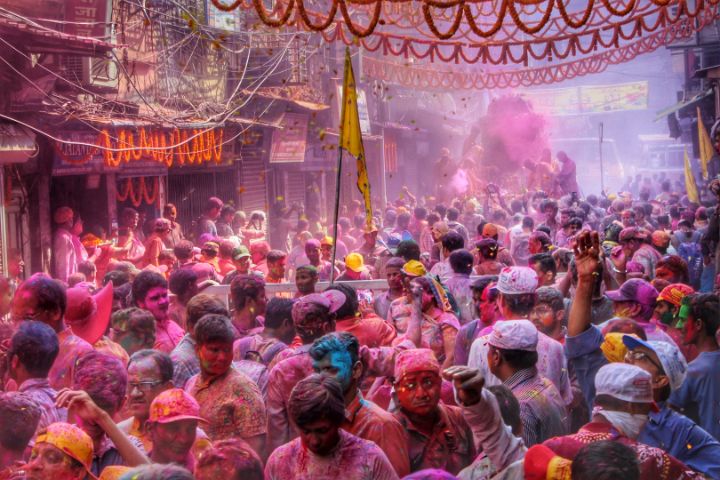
[424,274,461,318]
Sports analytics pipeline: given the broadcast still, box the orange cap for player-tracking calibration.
[35,423,96,479]
[149,388,205,424]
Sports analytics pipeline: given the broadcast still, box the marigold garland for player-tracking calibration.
[116,177,160,207]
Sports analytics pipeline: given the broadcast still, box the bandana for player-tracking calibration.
[394,348,440,381]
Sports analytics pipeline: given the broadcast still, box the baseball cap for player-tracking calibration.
[202,241,220,254]
[487,320,538,351]
[494,267,538,295]
[394,348,440,381]
[35,422,96,479]
[622,336,688,391]
[232,245,251,261]
[594,363,654,404]
[294,290,346,314]
[149,389,206,424]
[320,236,334,247]
[345,253,365,273]
[657,283,695,307]
[402,260,426,277]
[606,279,658,306]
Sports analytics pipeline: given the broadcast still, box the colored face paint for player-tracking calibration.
[396,371,441,416]
[197,342,233,377]
[313,350,354,392]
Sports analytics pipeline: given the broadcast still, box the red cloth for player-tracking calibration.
[542,422,703,480]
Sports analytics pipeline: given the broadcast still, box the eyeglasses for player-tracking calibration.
[530,305,554,316]
[128,380,163,392]
[624,350,663,372]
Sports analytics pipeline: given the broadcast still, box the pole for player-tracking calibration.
[599,122,605,195]
[329,147,343,284]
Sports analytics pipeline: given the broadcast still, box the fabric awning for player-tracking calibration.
[654,89,714,121]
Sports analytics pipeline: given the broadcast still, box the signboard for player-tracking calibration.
[336,84,372,135]
[206,0,241,31]
[270,113,309,163]
[64,0,111,39]
[522,81,649,116]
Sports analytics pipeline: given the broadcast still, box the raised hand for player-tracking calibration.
[55,389,106,424]
[573,230,601,280]
[442,366,485,407]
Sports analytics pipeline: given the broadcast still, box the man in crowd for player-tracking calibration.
[132,271,183,353]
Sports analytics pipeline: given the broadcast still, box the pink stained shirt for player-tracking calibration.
[49,328,94,390]
[265,430,399,480]
[153,318,185,354]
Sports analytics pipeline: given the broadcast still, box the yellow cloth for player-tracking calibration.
[684,148,700,203]
[340,47,372,230]
[698,106,712,180]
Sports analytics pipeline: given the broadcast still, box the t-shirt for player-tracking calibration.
[670,350,720,441]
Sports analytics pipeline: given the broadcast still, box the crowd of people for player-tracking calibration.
[0,170,719,480]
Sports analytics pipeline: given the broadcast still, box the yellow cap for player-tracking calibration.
[345,252,365,272]
[321,236,334,246]
[35,423,96,478]
[402,260,427,277]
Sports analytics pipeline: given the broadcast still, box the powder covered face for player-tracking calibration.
[295,270,317,295]
[150,419,198,464]
[297,418,341,456]
[313,350,354,393]
[26,443,85,480]
[395,371,441,416]
[138,286,170,323]
[127,358,168,420]
[197,341,233,377]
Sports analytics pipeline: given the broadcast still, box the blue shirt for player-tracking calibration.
[640,402,720,479]
[670,350,720,442]
[565,325,607,410]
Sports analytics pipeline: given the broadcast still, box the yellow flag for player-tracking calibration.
[339,48,372,229]
[684,148,699,203]
[698,106,712,180]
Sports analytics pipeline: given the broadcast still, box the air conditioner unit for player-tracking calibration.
[61,55,119,92]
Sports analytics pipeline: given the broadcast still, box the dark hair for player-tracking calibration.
[571,440,640,480]
[529,253,556,276]
[310,332,360,366]
[288,374,346,428]
[397,212,411,228]
[476,238,499,260]
[426,213,440,226]
[541,199,558,212]
[195,438,264,480]
[500,292,536,316]
[449,249,474,275]
[18,276,67,318]
[529,231,552,251]
[535,225,552,237]
[168,269,198,298]
[488,385,521,436]
[521,216,534,229]
[77,261,96,277]
[385,257,406,270]
[267,250,287,264]
[195,314,235,346]
[104,270,130,288]
[655,255,690,285]
[495,347,538,370]
[128,350,174,384]
[435,204,447,219]
[688,293,720,338]
[324,284,358,320]
[173,240,195,262]
[565,217,583,229]
[446,207,460,221]
[535,287,564,312]
[221,205,236,218]
[73,352,127,413]
[413,207,427,220]
[264,297,295,330]
[185,294,229,333]
[111,307,156,344]
[441,231,465,252]
[132,271,168,305]
[230,275,265,310]
[470,275,498,295]
[396,240,421,262]
[10,321,59,377]
[0,392,41,451]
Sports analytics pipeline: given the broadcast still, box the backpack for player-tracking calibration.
[677,241,703,288]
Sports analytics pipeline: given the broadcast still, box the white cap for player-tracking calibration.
[622,336,688,391]
[595,363,653,404]
[487,320,538,351]
[494,267,538,295]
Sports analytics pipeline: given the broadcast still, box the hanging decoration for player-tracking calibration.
[100,127,224,168]
[54,127,224,169]
[116,177,160,208]
[361,10,705,89]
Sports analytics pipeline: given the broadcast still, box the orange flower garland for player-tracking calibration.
[98,127,223,168]
[116,177,160,207]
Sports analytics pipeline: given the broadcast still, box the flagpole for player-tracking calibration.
[330,147,343,284]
